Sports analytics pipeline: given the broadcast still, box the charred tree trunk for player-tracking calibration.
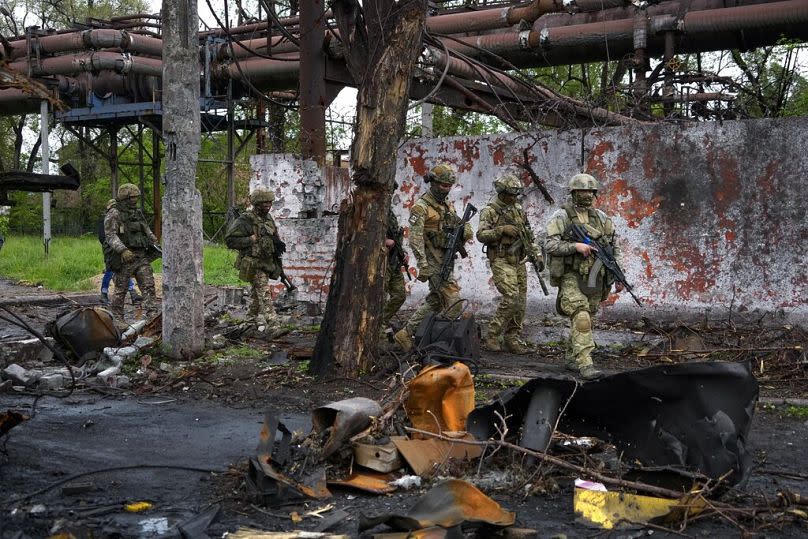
[311,0,426,377]
[161,0,205,359]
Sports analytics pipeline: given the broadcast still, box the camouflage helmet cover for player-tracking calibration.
[116,183,140,201]
[568,173,600,192]
[426,163,457,185]
[250,187,275,204]
[494,174,523,195]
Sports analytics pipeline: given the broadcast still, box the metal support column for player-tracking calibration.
[632,8,649,116]
[110,125,119,197]
[226,79,236,209]
[40,100,51,255]
[422,102,434,137]
[299,0,327,164]
[152,127,162,238]
[663,31,675,117]
[138,124,146,212]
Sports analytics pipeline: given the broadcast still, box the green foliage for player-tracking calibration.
[0,235,241,290]
[0,215,9,236]
[784,405,808,420]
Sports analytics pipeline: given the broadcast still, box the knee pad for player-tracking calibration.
[572,310,592,333]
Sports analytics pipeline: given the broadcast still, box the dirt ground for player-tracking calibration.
[1,280,807,538]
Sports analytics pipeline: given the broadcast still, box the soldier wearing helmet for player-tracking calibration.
[544,173,624,379]
[476,174,542,354]
[103,183,159,321]
[394,164,474,352]
[225,187,285,330]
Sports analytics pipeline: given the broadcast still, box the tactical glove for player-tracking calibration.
[500,224,519,238]
[121,249,135,263]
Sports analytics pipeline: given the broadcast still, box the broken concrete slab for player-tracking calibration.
[3,364,30,386]
[38,373,65,390]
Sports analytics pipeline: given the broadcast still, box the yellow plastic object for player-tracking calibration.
[405,362,474,436]
[574,488,704,529]
[124,501,153,512]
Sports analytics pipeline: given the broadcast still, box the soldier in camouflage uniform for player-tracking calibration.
[477,174,542,354]
[381,205,408,333]
[103,183,159,322]
[225,188,284,328]
[394,164,473,352]
[544,173,624,379]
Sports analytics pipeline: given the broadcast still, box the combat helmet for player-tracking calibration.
[116,183,140,201]
[425,164,457,185]
[494,174,523,195]
[250,187,275,204]
[568,173,599,192]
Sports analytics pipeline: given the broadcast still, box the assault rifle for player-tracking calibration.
[272,237,297,293]
[432,203,477,287]
[388,224,412,281]
[508,223,549,296]
[567,223,642,306]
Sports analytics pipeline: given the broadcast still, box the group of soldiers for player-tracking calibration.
[387,164,622,380]
[101,164,623,379]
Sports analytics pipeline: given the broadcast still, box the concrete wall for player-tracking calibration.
[252,118,808,321]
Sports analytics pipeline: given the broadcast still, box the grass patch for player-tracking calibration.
[0,234,242,290]
[784,405,808,420]
[206,345,264,365]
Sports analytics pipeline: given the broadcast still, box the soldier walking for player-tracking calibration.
[225,188,285,330]
[381,204,408,335]
[544,173,624,379]
[476,174,542,354]
[394,164,473,352]
[103,183,159,322]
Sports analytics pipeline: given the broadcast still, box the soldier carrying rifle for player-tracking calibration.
[394,164,474,353]
[477,174,545,354]
[225,188,293,331]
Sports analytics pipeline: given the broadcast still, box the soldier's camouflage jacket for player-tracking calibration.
[103,201,158,271]
[408,191,473,273]
[477,196,537,264]
[225,210,282,280]
[544,200,621,292]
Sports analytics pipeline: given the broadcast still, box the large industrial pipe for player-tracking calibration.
[9,52,162,78]
[5,29,163,61]
[441,0,808,66]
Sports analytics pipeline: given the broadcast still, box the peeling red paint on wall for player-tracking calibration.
[453,140,480,172]
[491,144,506,166]
[586,141,614,178]
[599,179,661,228]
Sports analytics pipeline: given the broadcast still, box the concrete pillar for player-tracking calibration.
[40,100,51,255]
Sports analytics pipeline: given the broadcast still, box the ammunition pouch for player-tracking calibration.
[238,254,257,281]
[547,255,572,286]
[425,229,449,249]
[104,243,122,272]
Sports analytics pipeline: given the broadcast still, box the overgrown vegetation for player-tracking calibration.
[0,235,240,290]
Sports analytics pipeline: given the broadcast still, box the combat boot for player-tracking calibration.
[504,337,530,355]
[578,364,602,380]
[129,289,142,304]
[100,291,110,305]
[394,329,413,353]
[483,335,502,352]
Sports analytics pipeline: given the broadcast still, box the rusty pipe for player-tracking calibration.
[680,0,808,33]
[216,55,301,87]
[6,29,163,61]
[9,52,162,78]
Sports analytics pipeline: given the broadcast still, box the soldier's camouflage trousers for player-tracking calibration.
[248,269,280,327]
[381,265,406,330]
[404,272,462,337]
[110,252,157,321]
[557,272,602,369]
[487,257,527,341]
